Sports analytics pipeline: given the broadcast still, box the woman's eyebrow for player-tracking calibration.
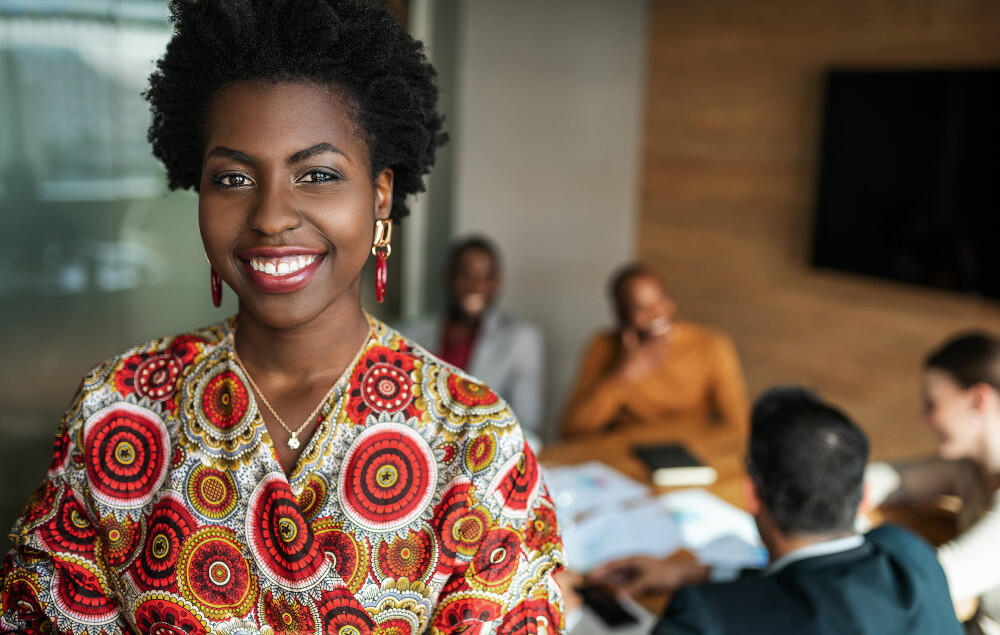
[287,142,349,165]
[205,146,254,164]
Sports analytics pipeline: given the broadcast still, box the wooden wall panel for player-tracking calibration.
[640,0,1000,458]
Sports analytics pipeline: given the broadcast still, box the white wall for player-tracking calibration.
[450,0,648,438]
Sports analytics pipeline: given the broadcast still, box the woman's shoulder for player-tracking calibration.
[64,318,234,424]
[366,321,542,507]
[367,320,523,434]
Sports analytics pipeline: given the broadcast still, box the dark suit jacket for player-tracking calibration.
[654,525,962,635]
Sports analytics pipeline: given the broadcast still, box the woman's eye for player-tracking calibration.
[298,170,341,184]
[212,173,253,188]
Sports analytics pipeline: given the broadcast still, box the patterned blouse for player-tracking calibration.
[0,317,565,634]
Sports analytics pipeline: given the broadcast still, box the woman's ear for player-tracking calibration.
[374,168,394,221]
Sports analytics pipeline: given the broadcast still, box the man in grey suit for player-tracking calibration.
[400,236,544,436]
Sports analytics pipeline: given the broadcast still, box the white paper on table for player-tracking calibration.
[658,488,768,570]
[542,461,650,520]
[559,496,684,572]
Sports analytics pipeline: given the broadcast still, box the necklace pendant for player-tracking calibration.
[287,433,300,450]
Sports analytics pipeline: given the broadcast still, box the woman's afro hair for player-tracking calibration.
[145,0,446,222]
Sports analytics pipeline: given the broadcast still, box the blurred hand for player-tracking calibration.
[589,554,710,597]
[554,569,584,615]
[617,328,670,383]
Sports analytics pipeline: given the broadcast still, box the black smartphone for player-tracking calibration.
[576,583,640,627]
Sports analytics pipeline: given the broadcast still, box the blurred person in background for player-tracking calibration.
[589,387,962,635]
[402,236,544,437]
[867,332,1000,634]
[560,263,748,439]
[0,1,564,633]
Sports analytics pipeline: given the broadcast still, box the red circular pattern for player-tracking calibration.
[48,424,72,476]
[525,506,559,553]
[376,529,435,582]
[317,588,374,635]
[186,465,238,521]
[361,363,413,413]
[313,518,369,593]
[347,348,422,424]
[50,556,119,624]
[200,370,250,432]
[260,589,317,633]
[176,527,257,620]
[446,375,499,408]
[247,474,327,590]
[98,515,143,570]
[433,595,503,633]
[20,480,61,530]
[133,594,208,635]
[339,424,436,533]
[374,618,412,635]
[39,487,96,557]
[433,482,491,572]
[83,404,169,509]
[131,494,196,591]
[2,569,44,625]
[135,354,183,402]
[464,434,496,474]
[498,597,562,635]
[491,445,540,516]
[296,475,328,520]
[468,527,521,590]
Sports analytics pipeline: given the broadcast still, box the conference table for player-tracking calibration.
[539,423,959,617]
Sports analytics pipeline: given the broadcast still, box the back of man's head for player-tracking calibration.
[747,387,870,536]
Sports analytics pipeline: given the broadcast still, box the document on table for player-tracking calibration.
[546,461,767,573]
[543,460,650,520]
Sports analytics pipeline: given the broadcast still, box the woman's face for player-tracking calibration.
[922,367,983,460]
[199,80,392,330]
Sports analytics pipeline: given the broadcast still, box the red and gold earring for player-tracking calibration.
[210,268,222,307]
[372,219,393,303]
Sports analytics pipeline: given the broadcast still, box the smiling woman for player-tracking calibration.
[0,1,565,634]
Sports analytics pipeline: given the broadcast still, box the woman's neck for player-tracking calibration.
[232,297,371,387]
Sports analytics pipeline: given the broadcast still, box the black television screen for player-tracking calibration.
[812,69,1000,301]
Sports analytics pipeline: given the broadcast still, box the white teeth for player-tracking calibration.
[248,255,317,277]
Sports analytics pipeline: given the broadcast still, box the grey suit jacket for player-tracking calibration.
[397,309,544,434]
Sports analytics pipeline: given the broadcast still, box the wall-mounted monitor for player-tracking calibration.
[812,69,1000,301]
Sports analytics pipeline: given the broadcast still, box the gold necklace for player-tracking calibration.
[231,352,338,450]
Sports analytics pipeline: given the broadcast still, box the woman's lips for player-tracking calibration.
[239,249,326,294]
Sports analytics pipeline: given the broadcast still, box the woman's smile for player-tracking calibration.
[238,246,327,294]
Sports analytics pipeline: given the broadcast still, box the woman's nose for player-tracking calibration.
[249,181,301,235]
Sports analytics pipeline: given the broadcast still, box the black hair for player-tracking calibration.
[746,386,870,536]
[925,331,1000,391]
[607,262,659,325]
[144,0,446,222]
[446,235,501,277]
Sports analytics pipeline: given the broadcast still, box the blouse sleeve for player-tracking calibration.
[560,334,626,438]
[1,393,128,634]
[429,440,566,633]
[937,491,1000,604]
[708,333,749,434]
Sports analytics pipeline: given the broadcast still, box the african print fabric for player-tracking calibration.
[0,317,565,634]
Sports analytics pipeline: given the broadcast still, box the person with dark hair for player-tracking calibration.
[560,264,748,438]
[867,331,1000,633]
[0,2,565,633]
[589,387,962,635]
[401,236,544,436]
